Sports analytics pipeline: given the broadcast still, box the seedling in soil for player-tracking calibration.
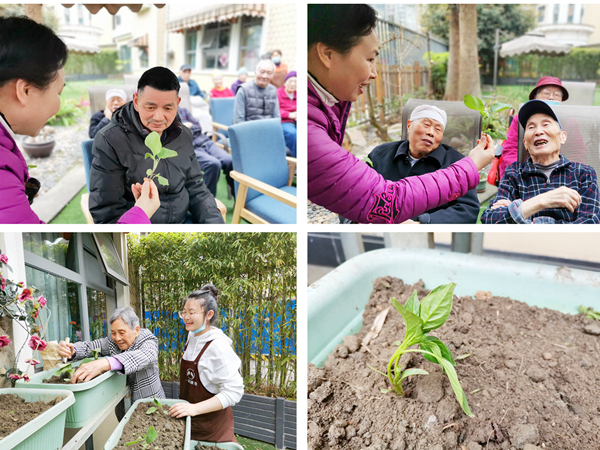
[144,131,178,186]
[126,425,158,448]
[55,347,101,382]
[146,397,169,415]
[464,94,511,141]
[371,282,473,417]
[579,305,600,320]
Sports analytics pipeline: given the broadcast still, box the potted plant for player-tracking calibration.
[0,388,74,450]
[21,126,56,159]
[104,397,191,450]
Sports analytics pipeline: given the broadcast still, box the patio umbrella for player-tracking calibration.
[500,31,572,58]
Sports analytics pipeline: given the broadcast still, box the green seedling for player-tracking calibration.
[371,282,473,417]
[579,305,600,321]
[464,94,511,141]
[125,425,158,448]
[55,348,101,382]
[146,397,169,415]
[144,131,178,186]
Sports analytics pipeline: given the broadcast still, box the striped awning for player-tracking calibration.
[129,34,149,47]
[166,4,266,33]
[62,4,166,15]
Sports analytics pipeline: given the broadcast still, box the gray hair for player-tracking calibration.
[256,59,275,73]
[110,307,140,329]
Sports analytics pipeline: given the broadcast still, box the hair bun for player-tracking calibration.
[200,284,218,298]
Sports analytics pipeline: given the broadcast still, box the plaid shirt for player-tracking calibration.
[481,155,600,224]
[177,107,212,149]
[73,328,165,402]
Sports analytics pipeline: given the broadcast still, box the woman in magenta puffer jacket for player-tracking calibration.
[308,5,494,223]
[0,16,159,224]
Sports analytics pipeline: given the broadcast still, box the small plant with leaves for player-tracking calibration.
[144,131,178,186]
[579,305,600,321]
[371,282,473,417]
[55,347,101,382]
[125,425,158,448]
[146,397,169,415]
[464,94,511,141]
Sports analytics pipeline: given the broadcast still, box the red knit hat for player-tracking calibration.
[529,76,569,101]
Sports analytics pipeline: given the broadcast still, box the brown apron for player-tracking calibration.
[179,339,237,442]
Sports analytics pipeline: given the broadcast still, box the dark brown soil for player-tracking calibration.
[114,401,186,450]
[196,444,221,450]
[0,393,66,439]
[308,277,600,450]
[43,370,78,384]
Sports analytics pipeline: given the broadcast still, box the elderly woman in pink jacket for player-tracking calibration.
[308,4,494,224]
[0,16,159,224]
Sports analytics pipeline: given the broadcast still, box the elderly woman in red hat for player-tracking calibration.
[499,76,569,180]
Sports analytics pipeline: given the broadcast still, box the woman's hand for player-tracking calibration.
[169,402,200,418]
[468,134,495,170]
[71,359,110,384]
[57,340,75,359]
[131,178,160,219]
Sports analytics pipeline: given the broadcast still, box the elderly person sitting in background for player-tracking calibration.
[366,105,480,224]
[209,72,234,98]
[89,88,127,139]
[481,100,600,224]
[231,67,248,94]
[57,306,165,420]
[278,71,297,157]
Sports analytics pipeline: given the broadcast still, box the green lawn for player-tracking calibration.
[62,78,123,105]
[477,199,490,224]
[236,436,276,450]
[50,175,236,224]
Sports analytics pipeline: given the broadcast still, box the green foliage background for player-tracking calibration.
[64,51,120,76]
[127,233,297,399]
[504,48,600,80]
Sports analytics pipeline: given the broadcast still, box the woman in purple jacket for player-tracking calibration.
[308,4,494,223]
[0,16,159,224]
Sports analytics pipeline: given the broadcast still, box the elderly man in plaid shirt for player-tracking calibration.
[57,306,164,420]
[481,100,600,224]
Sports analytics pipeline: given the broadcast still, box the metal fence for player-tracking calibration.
[350,18,448,124]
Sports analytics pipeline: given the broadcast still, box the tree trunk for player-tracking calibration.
[458,4,481,99]
[366,86,390,142]
[444,5,460,100]
[24,4,44,24]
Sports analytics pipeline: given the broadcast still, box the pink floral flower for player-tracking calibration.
[0,335,11,348]
[21,374,30,382]
[18,288,33,302]
[0,254,8,264]
[28,335,47,352]
[0,275,5,290]
[17,281,24,288]
[38,296,47,307]
[8,374,20,380]
[25,358,40,365]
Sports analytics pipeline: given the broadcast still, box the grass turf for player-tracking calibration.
[236,435,276,450]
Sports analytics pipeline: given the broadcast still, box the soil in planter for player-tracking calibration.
[114,402,186,450]
[308,276,600,450]
[43,370,84,384]
[0,394,65,439]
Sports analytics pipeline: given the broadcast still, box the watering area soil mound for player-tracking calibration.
[114,402,186,450]
[308,277,600,450]
[0,393,65,439]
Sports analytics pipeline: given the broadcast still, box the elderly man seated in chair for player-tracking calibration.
[481,100,600,224]
[366,105,480,224]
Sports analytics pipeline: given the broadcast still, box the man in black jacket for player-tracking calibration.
[89,67,224,224]
[368,105,480,224]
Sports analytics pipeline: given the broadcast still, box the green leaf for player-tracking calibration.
[391,297,424,344]
[145,132,162,155]
[420,283,455,332]
[399,368,429,382]
[146,168,153,177]
[380,388,393,393]
[126,436,144,446]
[489,130,507,141]
[491,103,512,114]
[422,336,455,366]
[146,426,158,443]
[156,175,169,186]
[146,407,157,414]
[153,397,162,408]
[404,290,420,316]
[81,358,93,365]
[438,357,473,417]
[157,147,178,159]
[369,365,388,377]
[464,94,485,112]
[145,153,153,159]
[92,348,101,360]
[420,339,443,366]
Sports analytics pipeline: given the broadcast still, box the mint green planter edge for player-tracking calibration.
[0,388,75,450]
[308,248,600,367]
[16,358,126,428]
[104,398,191,450]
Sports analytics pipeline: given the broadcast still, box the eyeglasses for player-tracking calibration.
[178,310,203,319]
[538,88,563,100]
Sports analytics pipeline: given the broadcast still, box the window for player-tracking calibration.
[87,289,108,341]
[537,6,545,23]
[64,8,70,24]
[239,16,262,71]
[23,233,78,273]
[140,46,149,69]
[568,4,574,23]
[92,233,128,286]
[201,22,231,70]
[113,14,121,28]
[553,4,559,23]
[119,45,132,74]
[185,31,197,68]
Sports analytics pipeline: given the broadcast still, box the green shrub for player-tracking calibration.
[64,50,120,75]
[47,99,84,126]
